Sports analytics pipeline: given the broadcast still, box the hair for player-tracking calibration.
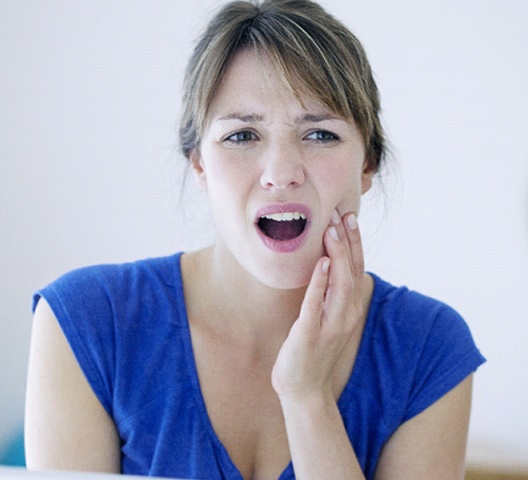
[179,0,386,172]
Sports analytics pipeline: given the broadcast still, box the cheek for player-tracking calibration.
[318,163,363,212]
[201,159,257,219]
[201,157,241,197]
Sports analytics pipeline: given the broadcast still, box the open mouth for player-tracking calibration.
[257,211,307,241]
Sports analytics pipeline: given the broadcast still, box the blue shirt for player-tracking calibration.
[33,253,485,479]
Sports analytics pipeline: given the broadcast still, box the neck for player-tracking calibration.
[181,245,307,339]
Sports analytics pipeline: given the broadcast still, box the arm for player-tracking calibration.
[279,374,472,480]
[375,375,473,480]
[25,298,121,473]
[279,389,365,479]
[272,211,473,479]
[272,211,368,479]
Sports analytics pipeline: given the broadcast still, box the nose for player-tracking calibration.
[259,143,305,190]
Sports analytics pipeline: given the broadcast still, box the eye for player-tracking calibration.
[305,130,340,144]
[223,130,259,144]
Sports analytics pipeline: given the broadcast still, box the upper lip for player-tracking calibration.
[255,203,312,223]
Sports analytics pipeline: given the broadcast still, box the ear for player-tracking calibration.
[361,160,376,195]
[189,148,208,191]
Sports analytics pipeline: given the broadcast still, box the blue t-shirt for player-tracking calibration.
[33,253,485,479]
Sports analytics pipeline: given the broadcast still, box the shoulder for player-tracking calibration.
[368,273,470,341]
[33,253,183,314]
[32,252,187,362]
[365,273,485,422]
[29,253,188,418]
[367,272,483,370]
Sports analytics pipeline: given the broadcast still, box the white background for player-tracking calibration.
[1,0,527,468]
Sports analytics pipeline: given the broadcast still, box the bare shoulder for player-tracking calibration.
[25,298,120,473]
[375,375,473,480]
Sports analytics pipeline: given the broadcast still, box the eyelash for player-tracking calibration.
[305,130,340,144]
[223,130,258,144]
[223,129,340,145]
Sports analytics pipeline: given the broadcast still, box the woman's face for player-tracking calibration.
[191,50,373,289]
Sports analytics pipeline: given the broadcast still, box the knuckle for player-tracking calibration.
[325,316,356,339]
[340,278,355,298]
[353,266,364,279]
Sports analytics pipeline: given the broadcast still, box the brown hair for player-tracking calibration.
[179,0,386,172]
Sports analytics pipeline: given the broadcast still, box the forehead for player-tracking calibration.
[206,49,339,122]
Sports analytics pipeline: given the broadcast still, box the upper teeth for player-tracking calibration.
[261,211,307,221]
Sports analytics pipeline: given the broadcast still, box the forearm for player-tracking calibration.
[280,393,365,480]
[273,215,367,478]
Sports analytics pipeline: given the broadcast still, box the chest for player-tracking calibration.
[190,326,291,479]
[188,320,365,480]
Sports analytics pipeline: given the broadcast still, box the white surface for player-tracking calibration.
[0,467,176,479]
[1,0,527,466]
[466,439,528,473]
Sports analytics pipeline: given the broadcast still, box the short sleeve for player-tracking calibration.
[33,266,117,416]
[403,304,485,422]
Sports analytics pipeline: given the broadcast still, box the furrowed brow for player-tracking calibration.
[217,112,264,123]
[296,112,342,124]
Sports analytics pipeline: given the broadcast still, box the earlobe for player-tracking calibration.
[190,149,208,191]
[361,162,375,195]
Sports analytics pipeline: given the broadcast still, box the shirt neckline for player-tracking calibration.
[173,252,382,479]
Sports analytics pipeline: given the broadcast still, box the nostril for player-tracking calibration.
[260,163,305,189]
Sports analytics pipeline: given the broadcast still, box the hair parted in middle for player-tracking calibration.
[179,0,386,172]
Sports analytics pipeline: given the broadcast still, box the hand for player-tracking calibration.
[271,210,366,403]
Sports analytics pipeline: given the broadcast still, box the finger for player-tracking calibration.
[330,209,352,268]
[343,213,365,282]
[323,224,354,308]
[319,226,360,340]
[297,256,330,330]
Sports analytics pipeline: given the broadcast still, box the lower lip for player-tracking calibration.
[256,223,310,253]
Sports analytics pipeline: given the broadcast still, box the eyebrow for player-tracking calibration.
[296,112,342,123]
[216,113,264,123]
[215,112,343,124]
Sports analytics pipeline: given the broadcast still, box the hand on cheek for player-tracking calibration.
[271,210,365,401]
[325,209,363,285]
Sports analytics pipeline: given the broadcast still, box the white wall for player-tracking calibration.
[1,0,527,466]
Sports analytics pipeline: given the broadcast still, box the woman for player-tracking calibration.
[25,1,485,478]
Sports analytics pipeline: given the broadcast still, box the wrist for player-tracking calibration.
[278,389,338,421]
[278,390,361,479]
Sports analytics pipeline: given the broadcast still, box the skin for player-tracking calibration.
[25,50,473,479]
[192,52,372,291]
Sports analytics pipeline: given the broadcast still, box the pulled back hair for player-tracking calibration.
[179,0,386,172]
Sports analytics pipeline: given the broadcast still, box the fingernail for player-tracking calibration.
[329,226,339,240]
[331,209,340,225]
[346,213,358,230]
[322,258,330,273]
